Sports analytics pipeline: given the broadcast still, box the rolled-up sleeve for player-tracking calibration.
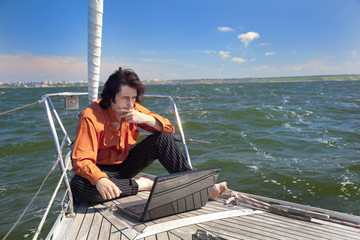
[71,116,108,185]
[136,104,175,134]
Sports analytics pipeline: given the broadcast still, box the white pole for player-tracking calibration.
[88,0,104,103]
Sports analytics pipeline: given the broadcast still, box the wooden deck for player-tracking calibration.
[51,190,360,240]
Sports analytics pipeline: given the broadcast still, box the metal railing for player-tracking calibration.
[144,94,192,169]
[39,92,193,238]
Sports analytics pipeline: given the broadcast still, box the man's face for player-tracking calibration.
[112,85,137,111]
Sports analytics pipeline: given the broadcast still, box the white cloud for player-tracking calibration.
[0,53,85,76]
[302,59,334,71]
[219,51,231,59]
[231,57,246,64]
[343,61,360,72]
[258,43,270,47]
[284,59,349,73]
[352,50,358,59]
[291,65,303,71]
[204,50,217,54]
[218,27,234,32]
[251,65,281,74]
[252,65,271,71]
[265,52,275,56]
[237,32,260,47]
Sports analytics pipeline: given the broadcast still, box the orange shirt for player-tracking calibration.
[71,100,175,185]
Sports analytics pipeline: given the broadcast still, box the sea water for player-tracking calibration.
[0,80,359,239]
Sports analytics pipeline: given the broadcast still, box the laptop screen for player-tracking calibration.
[141,166,221,221]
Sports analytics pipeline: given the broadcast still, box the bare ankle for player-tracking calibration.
[135,177,153,191]
[209,182,228,200]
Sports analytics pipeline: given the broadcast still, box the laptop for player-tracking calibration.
[116,166,221,222]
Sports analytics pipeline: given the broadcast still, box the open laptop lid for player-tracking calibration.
[141,166,221,221]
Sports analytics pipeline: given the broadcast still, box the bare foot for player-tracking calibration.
[209,182,227,200]
[135,177,154,191]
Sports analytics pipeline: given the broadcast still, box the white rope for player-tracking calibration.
[32,161,69,240]
[225,190,360,228]
[2,159,59,240]
[0,99,43,116]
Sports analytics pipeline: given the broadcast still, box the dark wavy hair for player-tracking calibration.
[99,67,146,109]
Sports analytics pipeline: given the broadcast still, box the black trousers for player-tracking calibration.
[70,132,192,202]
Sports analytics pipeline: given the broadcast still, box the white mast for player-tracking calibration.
[88,0,104,103]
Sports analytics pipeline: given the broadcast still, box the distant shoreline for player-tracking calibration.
[155,74,360,85]
[1,74,359,88]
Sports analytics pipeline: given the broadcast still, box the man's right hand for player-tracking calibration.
[96,178,122,200]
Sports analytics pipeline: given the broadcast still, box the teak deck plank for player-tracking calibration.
[91,202,138,239]
[109,225,121,240]
[234,214,324,240]
[61,189,360,240]
[76,206,95,240]
[244,212,360,240]
[86,211,102,239]
[201,218,300,240]
[65,202,88,239]
[155,231,170,240]
[98,218,111,240]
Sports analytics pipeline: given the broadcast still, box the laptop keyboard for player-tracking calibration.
[124,203,147,215]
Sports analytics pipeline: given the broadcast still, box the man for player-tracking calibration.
[70,67,226,202]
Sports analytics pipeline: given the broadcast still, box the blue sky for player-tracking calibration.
[1,0,360,83]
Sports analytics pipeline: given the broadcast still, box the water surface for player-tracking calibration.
[0,81,359,239]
